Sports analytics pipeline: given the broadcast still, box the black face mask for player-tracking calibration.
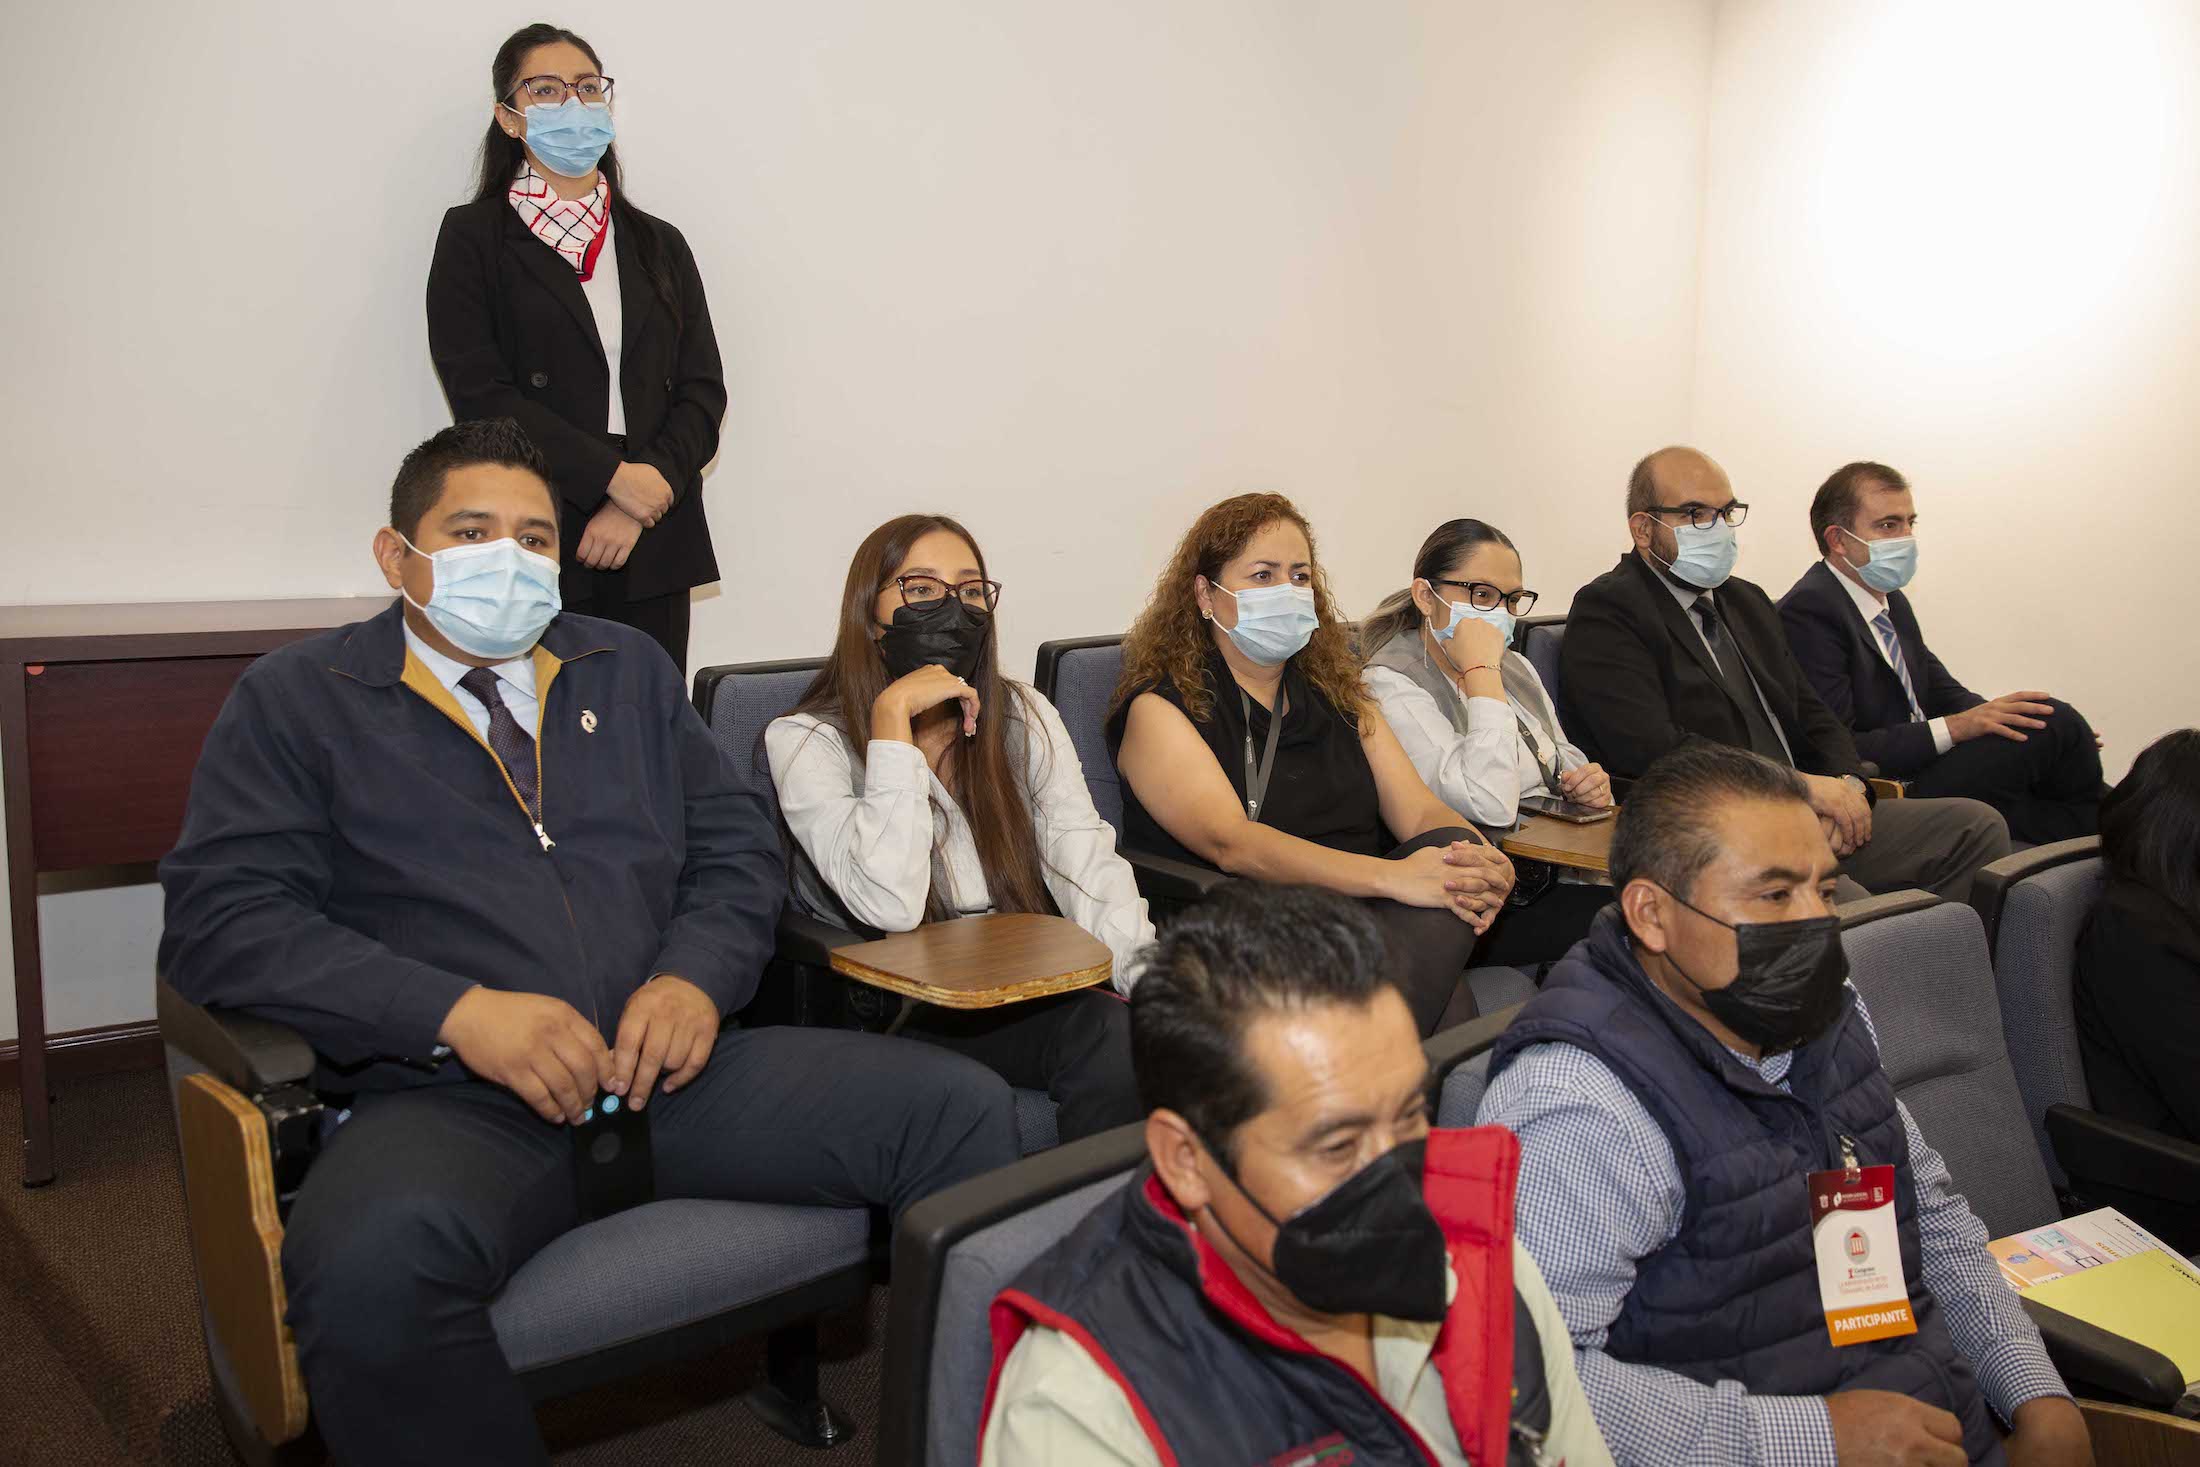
[1203,1137,1449,1322]
[877,597,992,682]
[1662,891,1850,1054]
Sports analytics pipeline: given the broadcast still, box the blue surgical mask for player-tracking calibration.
[399,533,562,660]
[1422,582,1515,648]
[1650,516,1740,590]
[1212,582,1319,665]
[1839,528,1918,594]
[524,98,615,178]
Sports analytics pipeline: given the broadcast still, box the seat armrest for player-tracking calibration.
[775,909,866,969]
[157,978,315,1097]
[1424,1003,1524,1090]
[2048,1105,2200,1204]
[1124,848,1232,906]
[2023,1297,2190,1410]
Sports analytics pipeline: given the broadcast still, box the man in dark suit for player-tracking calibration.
[1558,446,2008,901]
[1779,462,2104,843]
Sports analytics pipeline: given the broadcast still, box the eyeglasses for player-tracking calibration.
[896,575,1002,612]
[1646,501,1749,530]
[508,74,615,107]
[1431,579,1539,616]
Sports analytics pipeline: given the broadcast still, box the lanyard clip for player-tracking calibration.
[1839,1132,1862,1182]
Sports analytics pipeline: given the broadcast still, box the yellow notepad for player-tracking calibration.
[2026,1249,2200,1385]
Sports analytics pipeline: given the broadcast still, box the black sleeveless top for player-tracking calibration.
[1105,647,1388,868]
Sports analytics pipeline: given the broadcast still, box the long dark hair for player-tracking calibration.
[786,515,1057,923]
[476,23,681,323]
[2100,728,2200,918]
[1359,518,1518,653]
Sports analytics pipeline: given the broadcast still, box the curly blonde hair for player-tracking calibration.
[1112,492,1366,726]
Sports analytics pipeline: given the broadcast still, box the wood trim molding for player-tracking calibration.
[0,1018,163,1088]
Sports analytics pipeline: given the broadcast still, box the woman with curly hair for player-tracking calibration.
[1106,493,1514,1033]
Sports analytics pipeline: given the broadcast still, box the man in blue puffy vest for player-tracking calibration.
[1480,744,2090,1466]
[980,882,1612,1466]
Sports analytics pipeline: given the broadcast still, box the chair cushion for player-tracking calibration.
[1013,1088,1060,1156]
[491,1198,869,1374]
[927,1172,1133,1467]
[702,665,822,823]
[1994,857,2103,1186]
[1842,902,2057,1238]
[1047,645,1126,833]
[1466,966,1535,1014]
[1522,625,1565,705]
[1441,1052,1493,1128]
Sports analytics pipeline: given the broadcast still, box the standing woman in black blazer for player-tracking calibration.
[428,23,724,671]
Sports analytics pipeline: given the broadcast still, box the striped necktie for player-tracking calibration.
[457,666,540,816]
[1870,610,1926,721]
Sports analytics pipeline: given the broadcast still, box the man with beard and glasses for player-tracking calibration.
[1479,745,2088,1467]
[979,881,1611,1467]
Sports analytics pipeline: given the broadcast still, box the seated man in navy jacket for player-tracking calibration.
[1778,461,2104,844]
[1481,745,2088,1467]
[158,419,1018,1467]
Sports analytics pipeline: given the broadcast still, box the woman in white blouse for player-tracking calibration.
[766,515,1151,1141]
[1360,518,1615,966]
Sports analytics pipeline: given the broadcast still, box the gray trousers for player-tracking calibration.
[1833,794,2010,905]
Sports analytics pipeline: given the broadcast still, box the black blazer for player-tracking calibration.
[1558,552,1866,781]
[2075,876,2200,1142]
[1776,562,1983,779]
[426,196,725,601]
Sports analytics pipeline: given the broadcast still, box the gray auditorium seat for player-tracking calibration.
[879,1126,1147,1467]
[1967,837,2104,1185]
[159,984,869,1466]
[1515,613,1567,698]
[1837,892,2056,1238]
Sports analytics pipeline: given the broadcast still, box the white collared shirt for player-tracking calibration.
[402,620,540,741]
[765,684,1154,992]
[1362,656,1587,827]
[581,213,626,435]
[1823,559,1953,756]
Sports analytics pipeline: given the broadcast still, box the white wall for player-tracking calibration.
[0,0,1714,1039]
[1693,0,2200,776]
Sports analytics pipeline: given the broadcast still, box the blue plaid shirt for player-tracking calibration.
[1478,987,2069,1466]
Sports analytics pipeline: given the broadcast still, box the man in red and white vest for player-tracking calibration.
[980,882,1612,1467]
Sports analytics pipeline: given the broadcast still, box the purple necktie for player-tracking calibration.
[457,667,539,815]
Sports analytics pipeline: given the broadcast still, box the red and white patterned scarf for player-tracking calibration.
[508,163,611,281]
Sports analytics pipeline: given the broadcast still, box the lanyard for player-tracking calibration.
[1513,704,1563,792]
[1239,685,1289,823]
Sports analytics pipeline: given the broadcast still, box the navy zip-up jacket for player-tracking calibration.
[157,602,784,1094]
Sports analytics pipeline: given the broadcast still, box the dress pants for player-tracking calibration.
[1365,827,1486,1037]
[900,988,1143,1142]
[1834,794,2010,905]
[566,574,692,675]
[1474,881,1614,972]
[281,1025,1017,1467]
[1905,698,2104,844]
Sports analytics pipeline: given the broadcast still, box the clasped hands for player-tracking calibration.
[435,974,719,1125]
[1394,838,1515,933]
[576,462,676,570]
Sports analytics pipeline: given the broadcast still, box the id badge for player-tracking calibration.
[1806,1162,1918,1345]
